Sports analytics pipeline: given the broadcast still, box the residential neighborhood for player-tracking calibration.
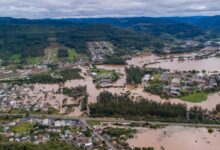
[87,41,114,63]
[0,116,109,149]
[143,68,220,99]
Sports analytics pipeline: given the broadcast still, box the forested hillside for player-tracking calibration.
[1,16,220,59]
[66,16,220,38]
[0,18,163,59]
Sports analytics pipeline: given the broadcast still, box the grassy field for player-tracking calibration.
[87,120,101,126]
[27,56,42,65]
[180,92,209,103]
[10,122,34,133]
[68,48,77,62]
[90,68,114,75]
[9,54,21,64]
[104,127,136,139]
[152,73,161,81]
[44,47,59,63]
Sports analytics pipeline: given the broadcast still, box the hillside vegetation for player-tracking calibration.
[0,18,163,60]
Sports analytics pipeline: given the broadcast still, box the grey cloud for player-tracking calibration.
[0,0,219,18]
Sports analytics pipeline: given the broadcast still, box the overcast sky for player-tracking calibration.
[0,0,219,18]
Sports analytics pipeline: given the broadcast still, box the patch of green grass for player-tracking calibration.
[10,122,34,133]
[27,56,41,65]
[87,120,101,127]
[68,49,77,62]
[90,68,114,75]
[180,92,209,103]
[9,54,21,64]
[5,64,17,70]
[104,127,136,139]
[152,73,160,81]
[44,47,59,62]
[0,126,4,132]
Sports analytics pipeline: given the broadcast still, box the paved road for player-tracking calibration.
[2,113,220,128]
[3,113,220,150]
[80,118,117,150]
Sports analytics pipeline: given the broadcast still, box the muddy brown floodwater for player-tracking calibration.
[127,125,220,150]
[149,57,220,73]
[127,53,220,73]
[37,53,220,115]
[126,53,220,110]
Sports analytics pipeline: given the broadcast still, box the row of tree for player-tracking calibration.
[90,91,219,123]
[126,66,146,84]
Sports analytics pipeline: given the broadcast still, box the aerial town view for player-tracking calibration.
[1,0,220,150]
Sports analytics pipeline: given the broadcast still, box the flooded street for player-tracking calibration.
[64,53,220,111]
[127,125,220,150]
[28,53,220,116]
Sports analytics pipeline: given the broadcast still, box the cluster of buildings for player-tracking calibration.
[0,67,13,75]
[91,72,114,88]
[142,70,220,97]
[92,122,135,149]
[163,40,202,54]
[0,117,106,149]
[163,39,220,55]
[0,61,50,78]
[87,41,114,62]
[167,71,220,97]
[0,83,77,114]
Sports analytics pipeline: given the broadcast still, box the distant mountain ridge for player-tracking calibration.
[0,16,220,60]
[63,16,220,33]
[1,16,220,33]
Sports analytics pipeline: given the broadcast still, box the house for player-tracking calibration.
[142,74,151,87]
[42,119,51,126]
[171,78,181,87]
[160,72,169,82]
[192,78,207,85]
[85,142,93,147]
[91,72,97,78]
[209,78,217,88]
[170,90,181,97]
[54,121,61,127]
[216,75,220,82]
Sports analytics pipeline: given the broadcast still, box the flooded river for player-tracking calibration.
[127,125,220,150]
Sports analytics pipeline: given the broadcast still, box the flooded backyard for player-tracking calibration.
[127,125,220,150]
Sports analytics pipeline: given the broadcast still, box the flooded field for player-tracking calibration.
[96,65,126,87]
[64,60,220,111]
[26,53,220,116]
[149,57,220,73]
[126,53,220,110]
[127,125,220,150]
[128,53,220,73]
